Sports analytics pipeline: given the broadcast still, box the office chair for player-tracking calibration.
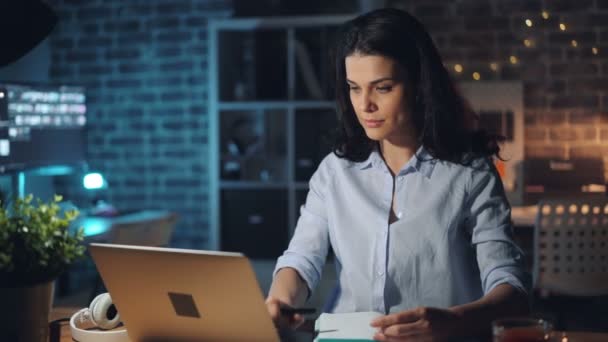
[532,197,608,330]
[108,212,178,247]
[89,212,178,301]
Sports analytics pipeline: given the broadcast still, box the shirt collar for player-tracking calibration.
[358,146,381,170]
[358,145,437,179]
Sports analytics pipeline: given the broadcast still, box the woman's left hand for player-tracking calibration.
[370,306,462,342]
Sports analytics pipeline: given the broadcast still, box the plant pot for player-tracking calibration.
[0,280,54,342]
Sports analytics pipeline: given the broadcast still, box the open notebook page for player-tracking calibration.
[314,311,383,342]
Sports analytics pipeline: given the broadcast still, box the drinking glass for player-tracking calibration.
[493,317,553,342]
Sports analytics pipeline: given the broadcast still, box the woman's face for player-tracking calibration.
[345,53,413,143]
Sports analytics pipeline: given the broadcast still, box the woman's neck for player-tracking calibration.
[379,137,420,176]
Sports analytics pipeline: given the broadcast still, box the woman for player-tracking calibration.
[266,8,530,341]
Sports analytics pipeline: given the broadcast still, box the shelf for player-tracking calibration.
[220,181,288,189]
[219,181,310,190]
[209,15,349,252]
[210,15,355,30]
[218,101,335,111]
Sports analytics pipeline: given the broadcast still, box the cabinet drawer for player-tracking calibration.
[221,189,288,259]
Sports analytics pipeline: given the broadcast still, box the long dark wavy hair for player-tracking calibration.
[332,8,502,164]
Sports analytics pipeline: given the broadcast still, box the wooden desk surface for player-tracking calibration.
[50,307,608,342]
[71,209,173,240]
[511,205,538,227]
[49,307,78,342]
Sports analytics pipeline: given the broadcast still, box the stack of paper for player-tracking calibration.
[314,311,383,342]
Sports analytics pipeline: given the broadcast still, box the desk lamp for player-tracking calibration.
[83,171,117,216]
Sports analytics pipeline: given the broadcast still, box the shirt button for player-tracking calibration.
[397,212,403,219]
[377,269,384,276]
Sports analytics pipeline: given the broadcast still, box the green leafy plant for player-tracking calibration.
[0,194,84,287]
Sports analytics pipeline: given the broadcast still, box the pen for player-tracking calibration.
[279,307,316,315]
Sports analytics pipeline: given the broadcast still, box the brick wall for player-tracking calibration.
[48,0,232,249]
[388,0,608,181]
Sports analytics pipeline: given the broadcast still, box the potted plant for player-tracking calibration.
[0,194,84,342]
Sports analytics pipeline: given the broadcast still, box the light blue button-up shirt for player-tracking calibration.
[274,147,530,314]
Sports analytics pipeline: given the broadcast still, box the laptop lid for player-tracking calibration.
[88,243,280,342]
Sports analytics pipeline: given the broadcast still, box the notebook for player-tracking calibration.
[314,311,382,342]
[89,243,279,342]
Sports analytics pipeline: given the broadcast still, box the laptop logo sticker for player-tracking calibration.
[168,292,201,318]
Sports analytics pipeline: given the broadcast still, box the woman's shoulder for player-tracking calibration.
[432,154,497,184]
[311,152,367,185]
[306,153,347,190]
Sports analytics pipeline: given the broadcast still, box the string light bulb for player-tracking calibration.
[445,12,585,76]
[592,47,599,55]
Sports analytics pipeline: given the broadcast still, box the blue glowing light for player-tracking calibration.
[83,173,105,190]
[82,218,107,236]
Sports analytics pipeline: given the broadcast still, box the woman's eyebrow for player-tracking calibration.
[346,77,396,86]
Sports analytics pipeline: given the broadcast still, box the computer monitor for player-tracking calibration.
[0,82,87,173]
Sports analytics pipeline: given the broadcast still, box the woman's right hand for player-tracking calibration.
[265,295,306,330]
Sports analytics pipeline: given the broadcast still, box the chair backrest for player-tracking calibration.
[533,197,608,296]
[109,211,178,247]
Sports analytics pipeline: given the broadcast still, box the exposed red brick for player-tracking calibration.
[569,145,608,159]
[601,127,608,141]
[549,127,578,141]
[569,112,602,124]
[525,127,547,141]
[525,145,567,159]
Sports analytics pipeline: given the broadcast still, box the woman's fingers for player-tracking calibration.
[371,307,425,328]
[380,320,428,337]
[374,330,431,342]
[265,297,285,327]
[265,296,305,329]
[289,313,305,328]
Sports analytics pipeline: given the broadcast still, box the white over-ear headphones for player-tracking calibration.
[69,292,130,342]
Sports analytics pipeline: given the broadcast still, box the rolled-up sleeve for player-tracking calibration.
[273,156,333,295]
[464,160,531,296]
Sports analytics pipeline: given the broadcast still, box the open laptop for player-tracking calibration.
[89,243,280,342]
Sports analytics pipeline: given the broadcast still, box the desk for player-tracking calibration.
[70,210,174,242]
[511,205,538,227]
[49,307,78,342]
[49,307,608,342]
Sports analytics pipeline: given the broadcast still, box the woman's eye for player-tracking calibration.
[348,86,360,92]
[376,86,392,93]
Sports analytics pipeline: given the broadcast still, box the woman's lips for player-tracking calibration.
[363,119,384,128]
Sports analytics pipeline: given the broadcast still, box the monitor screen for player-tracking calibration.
[0,83,86,172]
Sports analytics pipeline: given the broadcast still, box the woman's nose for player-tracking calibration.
[358,92,376,112]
